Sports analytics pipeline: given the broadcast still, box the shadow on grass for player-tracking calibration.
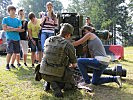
[40,89,89,100]
[11,66,35,79]
[122,59,133,64]
[4,66,133,99]
[9,55,133,99]
[92,85,133,100]
[40,84,133,100]
[10,66,39,86]
[10,66,84,98]
[123,78,133,85]
[0,53,7,56]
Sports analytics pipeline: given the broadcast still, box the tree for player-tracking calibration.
[68,0,108,29]
[0,0,12,29]
[68,0,131,45]
[0,0,12,16]
[128,0,133,17]
[126,0,133,46]
[52,0,63,13]
[17,0,63,18]
[116,4,129,46]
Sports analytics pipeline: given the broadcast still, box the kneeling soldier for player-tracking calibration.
[39,23,77,97]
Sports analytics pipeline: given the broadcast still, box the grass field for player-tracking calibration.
[0,47,133,100]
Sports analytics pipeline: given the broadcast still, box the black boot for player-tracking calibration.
[64,83,76,91]
[51,82,63,98]
[43,82,50,91]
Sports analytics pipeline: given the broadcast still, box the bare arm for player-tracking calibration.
[28,28,36,45]
[69,63,77,68]
[2,24,15,31]
[73,33,91,46]
[18,29,25,32]
[20,21,28,32]
[2,24,22,32]
[14,26,23,32]
[28,29,32,40]
[40,17,46,27]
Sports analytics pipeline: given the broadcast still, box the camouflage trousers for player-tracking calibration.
[41,67,77,90]
[35,64,78,90]
[41,68,75,84]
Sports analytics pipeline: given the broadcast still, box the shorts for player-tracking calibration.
[30,38,42,52]
[20,40,28,54]
[6,40,20,54]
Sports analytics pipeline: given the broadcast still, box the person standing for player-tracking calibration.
[40,2,58,52]
[28,12,42,67]
[2,5,22,70]
[16,8,28,67]
[85,16,94,27]
[83,16,95,58]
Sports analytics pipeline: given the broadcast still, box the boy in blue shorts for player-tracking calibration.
[2,5,22,70]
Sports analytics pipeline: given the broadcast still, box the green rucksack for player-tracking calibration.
[41,36,69,77]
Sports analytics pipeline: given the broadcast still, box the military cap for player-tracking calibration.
[60,23,74,35]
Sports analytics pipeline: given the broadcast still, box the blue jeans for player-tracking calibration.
[77,58,117,85]
[41,32,54,51]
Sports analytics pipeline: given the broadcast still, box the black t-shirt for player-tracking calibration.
[19,20,28,40]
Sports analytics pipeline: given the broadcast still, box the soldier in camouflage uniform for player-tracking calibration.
[39,23,77,97]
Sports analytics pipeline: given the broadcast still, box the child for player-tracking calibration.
[28,12,42,67]
[16,8,28,67]
[2,5,22,70]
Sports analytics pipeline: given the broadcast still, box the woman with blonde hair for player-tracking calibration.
[40,2,58,52]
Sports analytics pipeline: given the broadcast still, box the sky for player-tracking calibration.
[11,0,70,9]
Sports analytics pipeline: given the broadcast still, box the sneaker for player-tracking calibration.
[24,63,28,66]
[63,83,76,91]
[116,76,122,88]
[17,63,21,67]
[10,64,16,69]
[31,64,34,67]
[54,91,63,98]
[20,57,23,60]
[78,81,89,87]
[43,82,50,91]
[78,82,93,92]
[34,60,38,64]
[6,64,10,71]
[51,82,63,98]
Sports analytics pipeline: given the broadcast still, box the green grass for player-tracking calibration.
[0,46,133,100]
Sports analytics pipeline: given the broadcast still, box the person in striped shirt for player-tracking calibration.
[40,2,58,52]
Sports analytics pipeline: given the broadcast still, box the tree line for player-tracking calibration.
[68,0,133,46]
[0,0,132,46]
